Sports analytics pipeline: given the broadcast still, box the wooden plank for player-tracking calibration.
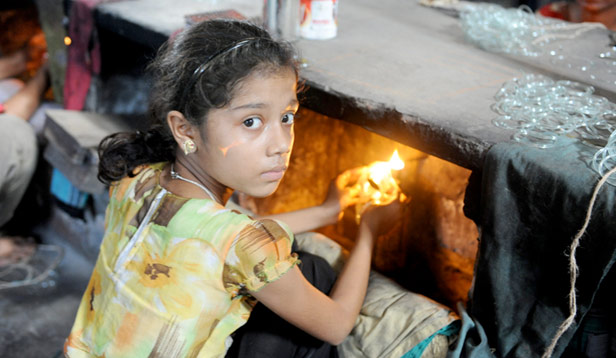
[43,109,131,193]
[43,144,103,194]
[44,109,131,163]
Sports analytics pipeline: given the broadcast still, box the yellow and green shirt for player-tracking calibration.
[65,163,298,358]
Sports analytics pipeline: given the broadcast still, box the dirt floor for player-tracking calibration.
[0,204,95,358]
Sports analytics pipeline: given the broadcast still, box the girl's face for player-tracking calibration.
[195,68,298,198]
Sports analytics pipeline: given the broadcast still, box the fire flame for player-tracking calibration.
[362,150,404,204]
[347,150,405,222]
[389,150,404,170]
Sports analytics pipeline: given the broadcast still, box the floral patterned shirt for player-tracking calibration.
[65,163,299,358]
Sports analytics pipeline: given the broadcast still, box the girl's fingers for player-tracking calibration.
[336,167,365,188]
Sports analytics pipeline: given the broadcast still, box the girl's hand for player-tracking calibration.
[320,168,363,224]
[261,168,364,234]
[359,196,407,239]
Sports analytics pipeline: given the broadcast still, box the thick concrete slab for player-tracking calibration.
[295,0,616,169]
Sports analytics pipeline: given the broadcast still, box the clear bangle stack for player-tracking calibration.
[490,73,616,184]
[491,74,615,149]
[591,130,616,186]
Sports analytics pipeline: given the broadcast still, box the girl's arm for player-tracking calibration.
[258,197,339,234]
[250,200,402,345]
[260,171,360,234]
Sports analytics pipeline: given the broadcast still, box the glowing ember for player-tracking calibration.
[344,150,406,221]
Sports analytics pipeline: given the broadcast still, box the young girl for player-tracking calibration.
[65,19,402,358]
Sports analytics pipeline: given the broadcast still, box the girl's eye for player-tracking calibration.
[282,113,295,124]
[243,117,263,129]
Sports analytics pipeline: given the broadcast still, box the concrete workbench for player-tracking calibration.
[95,0,616,169]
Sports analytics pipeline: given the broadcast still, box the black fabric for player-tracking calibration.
[463,140,616,358]
[226,243,339,358]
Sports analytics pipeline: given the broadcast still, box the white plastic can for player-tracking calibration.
[300,0,338,40]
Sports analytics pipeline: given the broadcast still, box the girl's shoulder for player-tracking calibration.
[109,162,166,202]
[224,198,294,239]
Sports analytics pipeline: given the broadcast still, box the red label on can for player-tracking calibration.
[300,0,338,40]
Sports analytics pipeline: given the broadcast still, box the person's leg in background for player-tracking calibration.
[0,59,48,262]
[0,113,38,227]
[0,111,38,264]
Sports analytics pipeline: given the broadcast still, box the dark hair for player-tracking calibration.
[98,20,299,185]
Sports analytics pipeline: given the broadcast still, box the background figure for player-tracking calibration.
[0,44,49,262]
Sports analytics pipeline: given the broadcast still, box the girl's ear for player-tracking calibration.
[167,110,199,148]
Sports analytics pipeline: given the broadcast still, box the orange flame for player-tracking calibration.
[389,150,404,170]
[348,150,405,222]
[363,150,404,204]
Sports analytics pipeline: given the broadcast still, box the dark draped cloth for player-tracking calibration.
[462,139,616,358]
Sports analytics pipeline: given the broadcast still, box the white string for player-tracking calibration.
[170,163,219,203]
[531,23,605,45]
[528,22,605,32]
[541,165,616,358]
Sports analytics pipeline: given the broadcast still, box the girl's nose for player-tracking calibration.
[267,123,293,156]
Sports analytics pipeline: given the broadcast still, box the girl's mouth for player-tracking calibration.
[261,166,287,181]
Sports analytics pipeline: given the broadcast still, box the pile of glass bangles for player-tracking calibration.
[459,3,602,57]
[490,74,616,182]
[460,4,563,56]
[592,131,616,185]
[460,3,616,182]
